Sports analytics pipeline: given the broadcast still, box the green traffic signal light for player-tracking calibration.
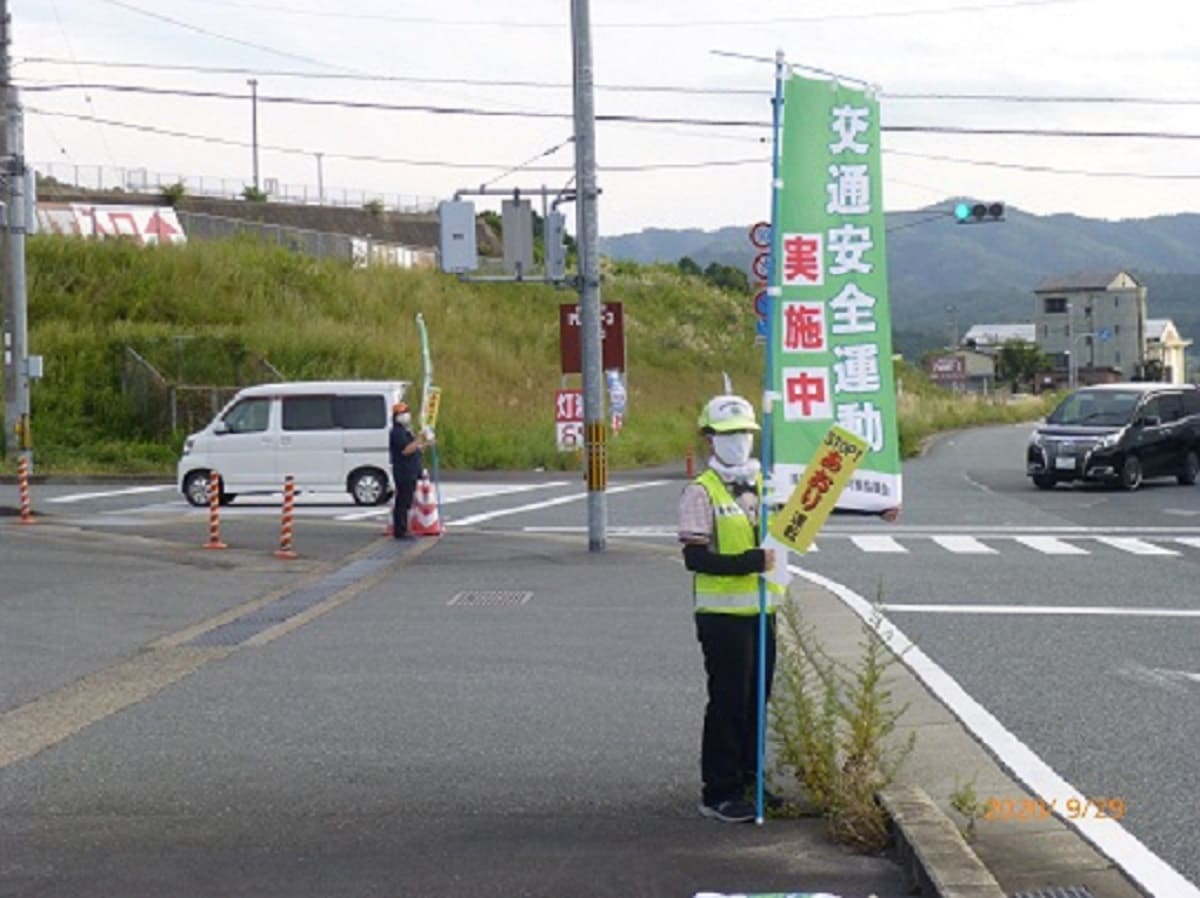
[953,200,1005,224]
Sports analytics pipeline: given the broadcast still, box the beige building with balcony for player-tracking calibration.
[1032,270,1146,383]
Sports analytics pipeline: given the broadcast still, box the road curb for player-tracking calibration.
[881,784,1007,898]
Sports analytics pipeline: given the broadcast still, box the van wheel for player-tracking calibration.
[349,468,389,506]
[183,470,212,507]
[1032,474,1057,490]
[1120,455,1143,491]
[1179,450,1199,486]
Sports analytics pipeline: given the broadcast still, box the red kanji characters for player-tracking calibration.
[782,233,823,285]
[783,303,826,352]
[801,468,834,511]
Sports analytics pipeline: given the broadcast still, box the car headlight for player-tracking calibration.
[182,437,194,456]
[1027,431,1045,448]
[1096,429,1123,450]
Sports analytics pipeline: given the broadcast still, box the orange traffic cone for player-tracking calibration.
[407,472,443,537]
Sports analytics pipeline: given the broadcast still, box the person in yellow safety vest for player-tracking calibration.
[678,393,899,823]
[677,393,782,823]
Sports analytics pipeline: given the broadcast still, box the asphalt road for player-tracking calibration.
[3,426,1199,893]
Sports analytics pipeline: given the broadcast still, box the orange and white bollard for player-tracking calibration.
[204,471,227,550]
[17,456,34,525]
[275,475,298,560]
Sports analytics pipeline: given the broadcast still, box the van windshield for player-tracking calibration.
[1046,390,1140,426]
[223,397,271,433]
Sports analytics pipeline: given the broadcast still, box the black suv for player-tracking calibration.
[1026,383,1200,490]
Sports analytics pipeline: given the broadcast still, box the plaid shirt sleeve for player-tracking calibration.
[677,483,713,544]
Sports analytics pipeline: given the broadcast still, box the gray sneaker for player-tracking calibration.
[699,798,755,823]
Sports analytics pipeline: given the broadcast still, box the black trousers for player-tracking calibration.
[392,474,417,535]
[695,612,776,804]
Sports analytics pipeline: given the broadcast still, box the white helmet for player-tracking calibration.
[698,395,759,433]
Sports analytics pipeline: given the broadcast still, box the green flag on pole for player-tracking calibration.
[768,74,902,512]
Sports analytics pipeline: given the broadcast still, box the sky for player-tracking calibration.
[9,0,1200,237]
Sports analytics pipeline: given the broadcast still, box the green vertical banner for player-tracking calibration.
[769,74,901,512]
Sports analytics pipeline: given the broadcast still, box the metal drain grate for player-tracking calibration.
[1013,887,1096,898]
[448,590,532,607]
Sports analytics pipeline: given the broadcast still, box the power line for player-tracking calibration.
[96,0,357,72]
[137,0,1082,28]
[481,137,573,188]
[24,83,1200,140]
[15,56,764,97]
[886,149,1200,180]
[23,107,768,172]
[21,57,1200,109]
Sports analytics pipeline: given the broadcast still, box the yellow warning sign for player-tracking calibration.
[770,424,869,554]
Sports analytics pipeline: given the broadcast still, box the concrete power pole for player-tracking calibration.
[1,0,31,465]
[570,0,606,552]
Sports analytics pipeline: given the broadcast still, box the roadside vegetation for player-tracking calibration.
[770,595,916,851]
[5,236,1055,473]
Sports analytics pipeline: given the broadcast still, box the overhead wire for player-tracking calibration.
[22,107,769,172]
[133,0,1083,28]
[22,83,1200,140]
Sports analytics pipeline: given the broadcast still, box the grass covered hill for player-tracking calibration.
[20,236,763,472]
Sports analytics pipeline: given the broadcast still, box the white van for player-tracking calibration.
[177,380,410,507]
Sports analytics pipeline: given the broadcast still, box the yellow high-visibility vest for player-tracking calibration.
[693,469,783,615]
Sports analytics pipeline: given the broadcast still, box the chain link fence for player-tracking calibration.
[35,162,439,214]
[123,341,286,437]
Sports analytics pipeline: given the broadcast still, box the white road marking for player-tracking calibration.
[334,480,571,521]
[1175,537,1200,550]
[1119,663,1200,694]
[850,535,908,553]
[46,485,175,503]
[450,480,668,527]
[1093,536,1180,556]
[928,535,994,554]
[793,565,1200,898]
[1014,535,1090,555]
[880,604,1200,618]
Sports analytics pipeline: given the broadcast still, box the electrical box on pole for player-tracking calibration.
[437,200,479,274]
[501,198,534,277]
[544,211,567,283]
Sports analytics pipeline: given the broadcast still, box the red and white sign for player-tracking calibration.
[781,232,824,286]
[555,389,584,451]
[36,203,186,245]
[749,221,771,249]
[559,303,625,373]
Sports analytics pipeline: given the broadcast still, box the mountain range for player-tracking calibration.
[600,204,1200,361]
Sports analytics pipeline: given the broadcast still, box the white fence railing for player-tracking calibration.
[34,162,440,215]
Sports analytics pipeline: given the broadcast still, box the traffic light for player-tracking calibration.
[954,201,1005,224]
[544,211,567,283]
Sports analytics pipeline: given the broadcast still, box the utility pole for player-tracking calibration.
[314,152,324,205]
[247,78,260,193]
[570,0,605,552]
[1,0,31,466]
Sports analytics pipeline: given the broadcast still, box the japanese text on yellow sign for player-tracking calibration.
[770,424,869,553]
[422,386,442,431]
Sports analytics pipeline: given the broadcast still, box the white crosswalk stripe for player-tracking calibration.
[849,535,908,553]
[1093,536,1180,556]
[931,535,999,555]
[1012,536,1091,556]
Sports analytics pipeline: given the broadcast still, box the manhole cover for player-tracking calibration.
[1013,887,1096,898]
[448,590,532,607]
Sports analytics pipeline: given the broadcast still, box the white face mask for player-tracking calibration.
[712,432,754,467]
[395,414,412,427]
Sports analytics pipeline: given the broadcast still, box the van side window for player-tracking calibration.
[283,396,336,431]
[338,395,385,430]
[223,398,271,434]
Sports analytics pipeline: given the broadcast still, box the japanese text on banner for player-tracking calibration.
[770,424,869,554]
